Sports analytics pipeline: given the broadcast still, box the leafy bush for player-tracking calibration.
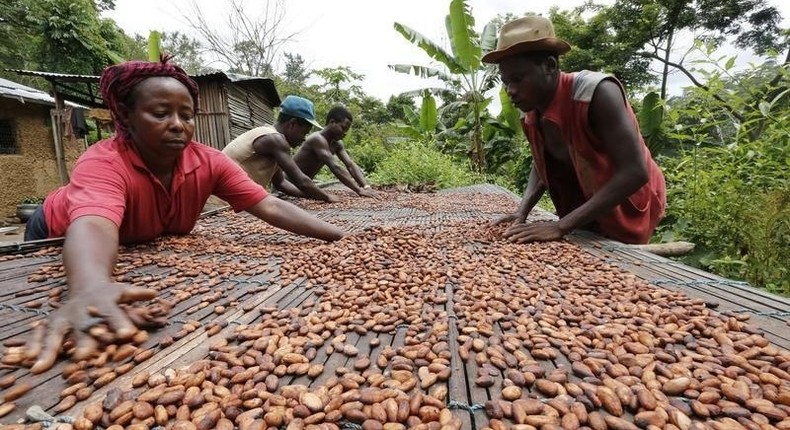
[343,124,403,175]
[370,140,481,189]
[20,196,44,204]
[344,137,391,175]
[656,56,790,294]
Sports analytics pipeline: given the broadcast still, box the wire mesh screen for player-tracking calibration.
[0,119,18,155]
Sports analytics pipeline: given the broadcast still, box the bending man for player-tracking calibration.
[485,16,666,244]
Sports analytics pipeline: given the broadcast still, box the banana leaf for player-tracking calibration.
[393,22,465,74]
[447,0,480,71]
[388,64,456,83]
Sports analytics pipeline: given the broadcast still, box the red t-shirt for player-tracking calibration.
[523,71,666,244]
[43,136,267,243]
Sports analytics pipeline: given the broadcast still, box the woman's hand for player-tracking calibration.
[25,282,157,373]
[247,196,346,242]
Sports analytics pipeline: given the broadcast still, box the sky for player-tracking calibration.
[105,0,790,110]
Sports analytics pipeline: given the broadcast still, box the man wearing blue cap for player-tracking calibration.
[223,95,338,202]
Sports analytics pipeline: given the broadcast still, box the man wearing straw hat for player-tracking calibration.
[486,16,666,244]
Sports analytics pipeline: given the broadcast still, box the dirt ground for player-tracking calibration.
[0,218,26,244]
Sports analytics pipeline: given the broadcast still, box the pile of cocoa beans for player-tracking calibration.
[0,191,787,430]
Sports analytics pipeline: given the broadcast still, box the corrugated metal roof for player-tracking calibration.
[6,69,99,82]
[0,77,84,108]
[5,69,278,107]
[194,71,281,106]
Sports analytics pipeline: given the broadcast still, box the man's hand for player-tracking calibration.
[25,283,157,373]
[358,188,378,199]
[490,212,524,227]
[503,221,567,243]
[325,194,340,203]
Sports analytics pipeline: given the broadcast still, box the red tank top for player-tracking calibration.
[523,71,666,244]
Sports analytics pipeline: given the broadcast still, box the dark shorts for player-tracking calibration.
[24,205,49,241]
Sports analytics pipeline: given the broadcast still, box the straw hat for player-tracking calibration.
[481,16,571,64]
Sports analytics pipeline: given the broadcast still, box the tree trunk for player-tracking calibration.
[660,28,674,100]
[471,109,486,172]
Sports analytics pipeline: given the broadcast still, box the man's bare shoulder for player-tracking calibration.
[303,131,329,148]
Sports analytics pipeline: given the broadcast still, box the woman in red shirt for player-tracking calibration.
[24,58,345,373]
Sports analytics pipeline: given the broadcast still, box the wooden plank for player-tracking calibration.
[577,239,790,349]
[4,184,790,429]
[445,282,476,430]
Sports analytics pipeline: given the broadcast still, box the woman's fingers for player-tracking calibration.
[104,304,139,340]
[72,330,99,361]
[118,287,158,304]
[24,320,47,360]
[24,286,159,373]
[30,316,70,374]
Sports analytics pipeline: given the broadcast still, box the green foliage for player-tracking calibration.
[314,67,366,104]
[607,0,783,98]
[19,196,45,205]
[340,123,402,175]
[129,30,203,69]
[638,92,663,137]
[637,91,669,155]
[33,0,121,73]
[391,0,501,171]
[656,48,790,294]
[396,91,443,140]
[282,52,308,87]
[371,141,481,189]
[0,0,138,79]
[549,7,654,89]
[148,31,161,63]
[384,94,417,124]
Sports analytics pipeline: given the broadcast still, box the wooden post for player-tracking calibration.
[95,118,102,141]
[50,83,68,185]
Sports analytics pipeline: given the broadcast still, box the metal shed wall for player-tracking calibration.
[227,81,276,142]
[194,80,231,150]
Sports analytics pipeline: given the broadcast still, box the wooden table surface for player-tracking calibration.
[0,184,787,429]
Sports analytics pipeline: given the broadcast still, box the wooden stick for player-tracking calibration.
[628,241,696,257]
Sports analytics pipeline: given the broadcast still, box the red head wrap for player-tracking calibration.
[99,55,200,138]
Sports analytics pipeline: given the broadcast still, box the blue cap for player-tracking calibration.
[279,95,322,128]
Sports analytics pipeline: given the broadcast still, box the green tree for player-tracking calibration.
[0,1,39,82]
[549,6,654,90]
[607,0,784,100]
[384,94,416,124]
[390,0,498,171]
[34,0,125,74]
[313,66,365,104]
[0,0,133,79]
[282,52,309,87]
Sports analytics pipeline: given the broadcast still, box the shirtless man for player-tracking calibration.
[223,95,336,202]
[291,105,377,198]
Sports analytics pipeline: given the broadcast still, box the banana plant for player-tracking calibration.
[148,30,161,62]
[638,91,666,155]
[396,90,444,140]
[390,0,498,171]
